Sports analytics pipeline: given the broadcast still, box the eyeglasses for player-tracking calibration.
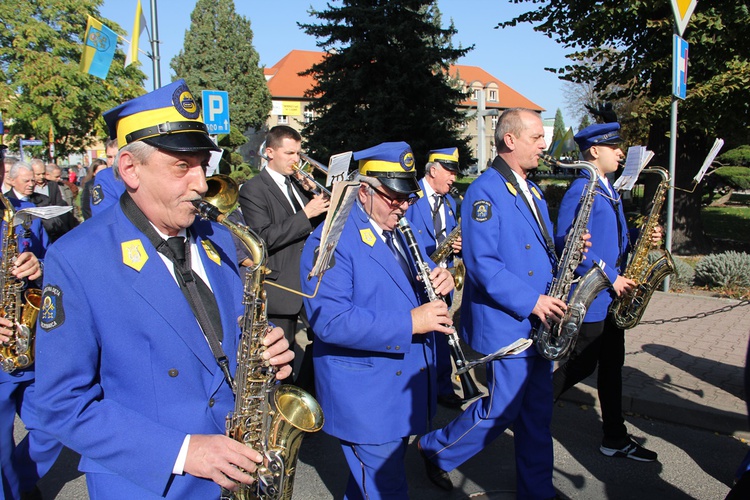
[372,187,418,208]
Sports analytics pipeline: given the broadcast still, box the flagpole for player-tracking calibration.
[150,0,161,89]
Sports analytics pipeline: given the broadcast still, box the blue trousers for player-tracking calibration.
[419,355,554,500]
[1,375,62,499]
[340,438,410,500]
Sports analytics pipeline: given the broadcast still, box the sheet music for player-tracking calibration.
[693,138,725,184]
[14,206,73,226]
[310,180,359,278]
[327,151,353,186]
[614,146,654,191]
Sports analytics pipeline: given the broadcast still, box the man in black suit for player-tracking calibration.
[238,126,329,389]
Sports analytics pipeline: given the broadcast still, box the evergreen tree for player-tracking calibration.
[578,115,591,132]
[500,2,749,252]
[553,108,566,139]
[299,0,472,171]
[171,0,270,138]
[0,0,146,158]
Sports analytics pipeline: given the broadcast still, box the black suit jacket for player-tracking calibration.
[238,168,320,316]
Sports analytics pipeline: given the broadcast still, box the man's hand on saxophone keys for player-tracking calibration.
[612,276,636,297]
[451,235,462,254]
[650,225,664,247]
[532,295,567,329]
[183,434,263,491]
[0,317,18,343]
[13,252,41,281]
[262,325,295,381]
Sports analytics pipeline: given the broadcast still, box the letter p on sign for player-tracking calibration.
[201,90,230,135]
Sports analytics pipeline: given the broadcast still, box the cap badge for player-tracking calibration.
[172,84,200,120]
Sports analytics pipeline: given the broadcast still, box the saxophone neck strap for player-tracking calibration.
[491,157,557,264]
[120,193,235,391]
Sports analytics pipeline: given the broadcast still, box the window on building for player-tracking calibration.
[471,88,479,100]
[491,116,498,130]
[303,110,315,124]
[278,115,288,124]
[488,90,498,101]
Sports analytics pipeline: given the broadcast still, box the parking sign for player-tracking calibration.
[201,90,230,135]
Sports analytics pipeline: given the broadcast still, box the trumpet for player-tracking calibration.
[291,160,331,198]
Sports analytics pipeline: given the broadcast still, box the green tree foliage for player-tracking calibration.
[500,1,750,253]
[718,146,750,168]
[578,114,591,132]
[553,108,565,138]
[171,0,271,135]
[299,0,472,171]
[0,0,146,158]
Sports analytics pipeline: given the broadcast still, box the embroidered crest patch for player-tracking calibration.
[91,184,104,205]
[40,285,65,331]
[360,228,376,247]
[472,200,492,222]
[201,239,221,265]
[121,239,148,271]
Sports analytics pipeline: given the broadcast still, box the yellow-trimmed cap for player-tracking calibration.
[428,147,459,171]
[103,79,219,152]
[354,141,419,194]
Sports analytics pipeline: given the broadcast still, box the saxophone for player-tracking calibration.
[430,186,465,293]
[429,225,465,291]
[610,167,675,329]
[0,192,42,373]
[194,176,324,500]
[532,157,610,361]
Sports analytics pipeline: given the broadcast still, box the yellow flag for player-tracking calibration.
[125,0,148,68]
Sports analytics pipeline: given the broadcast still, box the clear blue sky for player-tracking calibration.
[99,0,578,128]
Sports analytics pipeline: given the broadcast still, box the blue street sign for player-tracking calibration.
[673,35,689,100]
[201,90,230,135]
[20,139,44,146]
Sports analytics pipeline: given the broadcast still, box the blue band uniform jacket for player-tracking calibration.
[34,203,244,499]
[405,178,458,258]
[555,170,630,322]
[300,206,438,445]
[460,162,557,356]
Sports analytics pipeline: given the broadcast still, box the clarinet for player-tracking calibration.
[397,218,481,402]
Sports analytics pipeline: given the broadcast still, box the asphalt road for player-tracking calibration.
[24,398,746,499]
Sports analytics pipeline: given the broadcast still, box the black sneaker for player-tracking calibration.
[600,436,658,462]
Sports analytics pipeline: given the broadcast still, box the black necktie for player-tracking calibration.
[285,177,303,213]
[432,194,445,244]
[166,236,223,342]
[384,231,413,281]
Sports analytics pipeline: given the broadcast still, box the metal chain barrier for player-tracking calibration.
[638,299,749,325]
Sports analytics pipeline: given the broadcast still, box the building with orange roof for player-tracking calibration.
[264,50,544,169]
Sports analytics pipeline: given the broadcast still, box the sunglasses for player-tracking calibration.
[372,187,418,208]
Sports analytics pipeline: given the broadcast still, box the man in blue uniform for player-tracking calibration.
[405,147,463,408]
[0,169,60,500]
[33,79,293,499]
[89,138,126,217]
[418,108,566,498]
[553,122,660,462]
[301,141,455,499]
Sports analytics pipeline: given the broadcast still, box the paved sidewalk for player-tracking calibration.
[557,291,750,438]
